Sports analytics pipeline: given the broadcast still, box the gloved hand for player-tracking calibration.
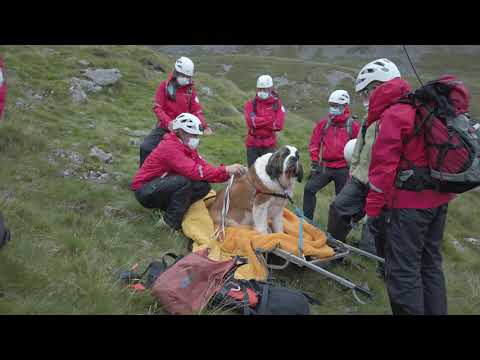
[366,215,384,239]
[310,161,321,173]
[203,127,214,136]
[226,164,247,177]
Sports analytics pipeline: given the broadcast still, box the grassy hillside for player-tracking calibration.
[0,45,479,314]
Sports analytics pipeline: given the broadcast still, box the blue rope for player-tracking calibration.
[293,206,304,257]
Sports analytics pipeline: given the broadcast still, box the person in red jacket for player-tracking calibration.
[302,90,359,221]
[244,75,285,167]
[0,57,7,119]
[139,56,213,166]
[360,59,457,315]
[132,113,246,231]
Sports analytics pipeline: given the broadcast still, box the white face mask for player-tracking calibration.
[329,106,343,116]
[177,76,190,86]
[257,91,270,100]
[363,99,369,111]
[187,137,200,150]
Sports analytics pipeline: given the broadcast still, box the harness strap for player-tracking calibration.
[255,190,294,204]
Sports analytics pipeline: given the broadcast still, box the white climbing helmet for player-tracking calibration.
[344,139,357,165]
[328,90,350,105]
[172,113,204,135]
[355,58,401,93]
[257,75,273,89]
[174,56,195,77]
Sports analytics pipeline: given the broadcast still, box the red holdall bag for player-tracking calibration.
[151,248,238,315]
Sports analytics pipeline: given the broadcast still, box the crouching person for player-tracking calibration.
[131,113,246,231]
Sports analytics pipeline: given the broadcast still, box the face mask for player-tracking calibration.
[177,76,190,86]
[257,91,270,100]
[363,99,369,111]
[187,137,200,150]
[329,106,343,116]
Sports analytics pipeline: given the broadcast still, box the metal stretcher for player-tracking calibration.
[259,229,385,304]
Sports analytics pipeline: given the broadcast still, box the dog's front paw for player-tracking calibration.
[254,226,269,235]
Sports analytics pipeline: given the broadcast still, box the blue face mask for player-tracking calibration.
[329,106,343,116]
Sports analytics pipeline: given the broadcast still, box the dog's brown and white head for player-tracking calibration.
[254,145,303,191]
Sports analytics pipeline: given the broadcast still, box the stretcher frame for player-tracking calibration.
[258,231,384,304]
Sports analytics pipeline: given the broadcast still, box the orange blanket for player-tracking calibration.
[181,190,335,281]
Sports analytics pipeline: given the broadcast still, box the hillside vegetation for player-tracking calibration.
[0,45,479,314]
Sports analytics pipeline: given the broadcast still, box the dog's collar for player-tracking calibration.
[246,174,294,204]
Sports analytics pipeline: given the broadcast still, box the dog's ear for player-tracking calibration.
[296,162,304,183]
[266,151,283,180]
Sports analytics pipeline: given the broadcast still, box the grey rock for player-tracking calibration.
[273,75,290,88]
[201,86,214,97]
[104,206,135,219]
[127,129,150,137]
[142,58,165,72]
[221,64,232,73]
[452,239,465,252]
[25,89,45,102]
[15,98,32,110]
[69,82,87,103]
[2,191,15,204]
[96,173,110,183]
[325,70,355,87]
[66,151,85,164]
[71,77,102,94]
[78,59,90,66]
[81,68,122,86]
[111,172,124,181]
[90,146,113,164]
[87,123,96,129]
[463,237,480,247]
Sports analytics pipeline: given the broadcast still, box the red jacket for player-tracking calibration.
[153,73,208,131]
[0,58,7,119]
[244,92,285,148]
[131,132,229,191]
[365,78,455,217]
[308,106,359,168]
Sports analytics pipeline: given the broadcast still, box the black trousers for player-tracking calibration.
[384,205,449,315]
[326,177,368,242]
[0,210,11,250]
[303,165,349,221]
[246,146,276,168]
[139,126,168,167]
[134,175,211,230]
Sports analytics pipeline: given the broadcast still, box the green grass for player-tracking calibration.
[0,45,479,315]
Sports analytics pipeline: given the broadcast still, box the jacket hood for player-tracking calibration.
[331,105,351,124]
[367,78,412,127]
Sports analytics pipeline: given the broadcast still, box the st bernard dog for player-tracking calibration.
[209,145,303,235]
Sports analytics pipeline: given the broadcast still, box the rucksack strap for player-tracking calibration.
[257,283,271,315]
[346,116,354,139]
[251,97,279,115]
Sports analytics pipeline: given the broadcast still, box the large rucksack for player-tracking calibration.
[210,273,321,315]
[395,75,480,194]
[321,116,357,141]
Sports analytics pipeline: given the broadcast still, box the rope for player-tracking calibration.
[293,206,304,258]
[212,174,235,241]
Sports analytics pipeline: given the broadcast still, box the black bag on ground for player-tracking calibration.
[118,252,181,288]
[210,277,321,315]
[0,210,11,250]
